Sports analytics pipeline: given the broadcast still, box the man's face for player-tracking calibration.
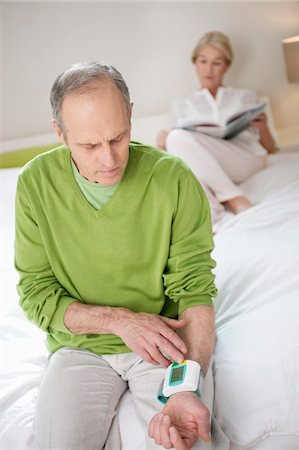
[55,81,131,185]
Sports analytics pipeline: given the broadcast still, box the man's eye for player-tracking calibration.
[111,137,122,144]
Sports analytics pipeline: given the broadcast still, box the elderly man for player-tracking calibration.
[15,62,226,450]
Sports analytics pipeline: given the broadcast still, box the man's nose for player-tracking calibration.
[96,144,115,167]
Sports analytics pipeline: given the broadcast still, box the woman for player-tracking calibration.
[157,31,276,216]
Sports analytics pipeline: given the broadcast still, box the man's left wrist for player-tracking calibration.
[157,359,204,404]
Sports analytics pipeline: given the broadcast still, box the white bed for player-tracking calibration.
[1,118,299,449]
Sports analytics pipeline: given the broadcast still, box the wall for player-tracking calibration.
[1,1,299,141]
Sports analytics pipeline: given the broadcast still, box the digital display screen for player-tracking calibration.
[171,366,184,383]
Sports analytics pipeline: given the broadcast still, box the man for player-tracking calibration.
[15,62,225,450]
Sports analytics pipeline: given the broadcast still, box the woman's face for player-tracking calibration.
[195,45,229,93]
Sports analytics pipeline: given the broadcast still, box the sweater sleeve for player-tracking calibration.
[163,169,217,314]
[14,175,76,334]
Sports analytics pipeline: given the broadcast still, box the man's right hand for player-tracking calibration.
[111,309,187,367]
[64,303,186,367]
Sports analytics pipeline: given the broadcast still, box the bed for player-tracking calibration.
[1,114,299,450]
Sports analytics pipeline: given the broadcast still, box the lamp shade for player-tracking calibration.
[282,35,299,83]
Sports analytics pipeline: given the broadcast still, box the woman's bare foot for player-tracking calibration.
[224,196,253,214]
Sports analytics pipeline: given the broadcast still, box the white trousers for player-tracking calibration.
[34,348,229,450]
[166,129,267,203]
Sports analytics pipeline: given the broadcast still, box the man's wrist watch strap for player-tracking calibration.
[157,377,202,405]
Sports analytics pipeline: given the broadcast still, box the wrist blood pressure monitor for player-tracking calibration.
[157,359,204,404]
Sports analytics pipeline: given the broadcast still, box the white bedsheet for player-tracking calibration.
[1,152,299,450]
[213,154,299,449]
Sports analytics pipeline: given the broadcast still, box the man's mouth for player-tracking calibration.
[100,167,119,176]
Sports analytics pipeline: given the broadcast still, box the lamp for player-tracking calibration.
[282,35,299,82]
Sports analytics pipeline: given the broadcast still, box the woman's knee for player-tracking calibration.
[166,129,195,153]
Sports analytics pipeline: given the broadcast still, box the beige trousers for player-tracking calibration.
[166,129,267,203]
[34,347,229,450]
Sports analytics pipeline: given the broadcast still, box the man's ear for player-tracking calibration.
[129,102,134,120]
[52,120,67,145]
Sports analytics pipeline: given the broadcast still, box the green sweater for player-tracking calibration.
[15,142,217,354]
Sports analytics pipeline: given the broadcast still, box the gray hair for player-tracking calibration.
[50,61,131,133]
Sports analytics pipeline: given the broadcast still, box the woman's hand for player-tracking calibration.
[251,113,277,153]
[156,129,170,150]
[250,112,268,132]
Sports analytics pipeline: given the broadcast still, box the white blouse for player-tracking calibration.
[170,87,267,156]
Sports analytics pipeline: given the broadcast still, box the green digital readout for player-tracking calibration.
[171,366,184,383]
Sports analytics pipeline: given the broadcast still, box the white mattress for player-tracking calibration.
[1,152,299,450]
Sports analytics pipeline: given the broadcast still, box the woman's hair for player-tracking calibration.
[191,31,233,66]
[50,61,131,133]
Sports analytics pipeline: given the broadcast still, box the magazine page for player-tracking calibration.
[176,118,219,128]
[224,102,266,139]
[226,102,266,124]
[179,124,226,138]
[175,101,266,139]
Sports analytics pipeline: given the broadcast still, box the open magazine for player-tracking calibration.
[175,101,267,139]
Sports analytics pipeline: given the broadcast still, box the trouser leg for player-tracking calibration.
[34,347,127,450]
[126,357,229,450]
[167,129,265,202]
[125,358,166,450]
[129,361,165,449]
[167,129,243,202]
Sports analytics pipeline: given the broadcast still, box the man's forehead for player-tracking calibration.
[64,79,120,103]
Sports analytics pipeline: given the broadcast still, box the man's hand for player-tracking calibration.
[148,392,211,450]
[111,310,187,367]
[64,303,186,366]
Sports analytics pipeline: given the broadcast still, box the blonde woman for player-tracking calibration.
[157,32,276,216]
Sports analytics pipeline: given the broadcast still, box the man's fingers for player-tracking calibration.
[169,426,188,450]
[118,312,188,365]
[148,413,163,445]
[148,414,173,449]
[158,323,187,355]
[136,336,179,367]
[136,347,159,366]
[148,414,155,438]
[149,345,173,367]
[196,408,211,442]
[156,335,185,365]
[161,317,186,329]
[196,420,211,442]
[160,415,173,449]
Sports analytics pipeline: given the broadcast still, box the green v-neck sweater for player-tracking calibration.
[15,142,217,355]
